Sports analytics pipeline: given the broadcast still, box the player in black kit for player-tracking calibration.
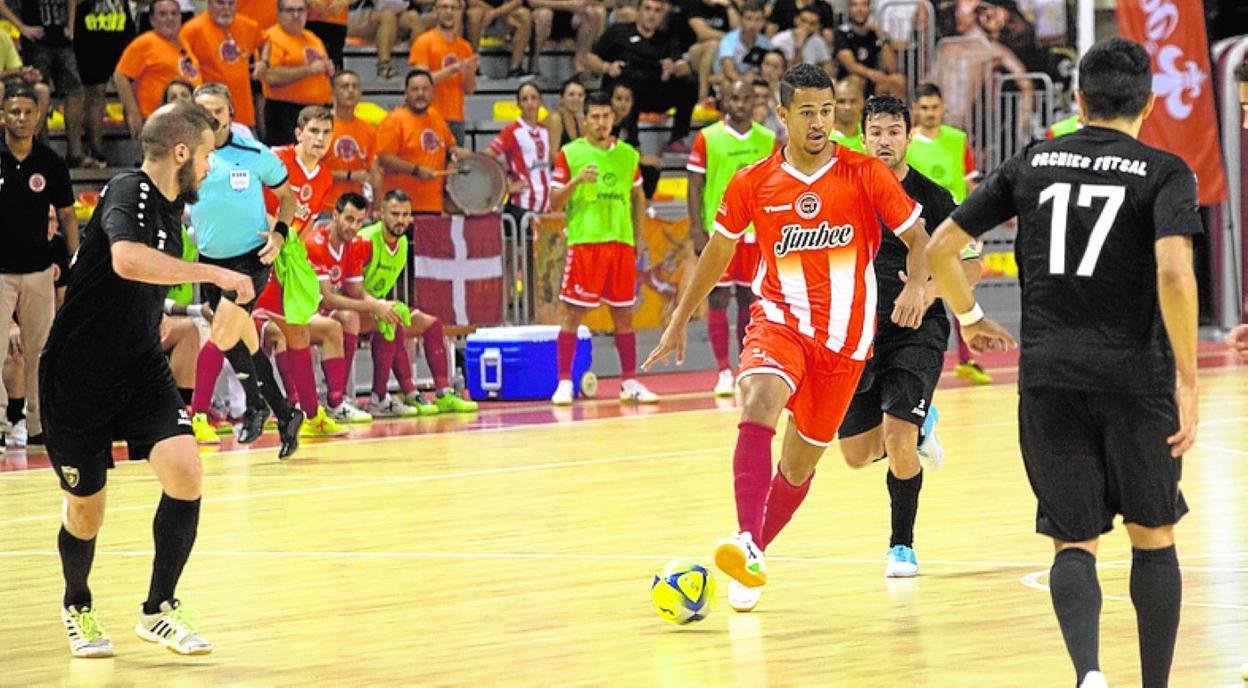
[927,38,1200,688]
[838,95,985,578]
[41,102,255,658]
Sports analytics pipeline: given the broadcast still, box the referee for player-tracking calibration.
[42,103,253,657]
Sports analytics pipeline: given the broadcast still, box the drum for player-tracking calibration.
[446,153,507,216]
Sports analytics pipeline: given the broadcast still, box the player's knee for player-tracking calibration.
[842,449,875,470]
[708,289,731,311]
[1124,523,1174,550]
[63,494,106,538]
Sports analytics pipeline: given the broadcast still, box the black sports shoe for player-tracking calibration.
[235,407,266,444]
[277,412,304,460]
[27,432,45,445]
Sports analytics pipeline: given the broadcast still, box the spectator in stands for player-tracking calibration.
[308,0,351,70]
[771,7,834,76]
[347,0,430,79]
[531,0,607,75]
[606,81,661,198]
[162,78,194,104]
[261,0,334,146]
[751,49,786,141]
[1,0,89,166]
[73,0,133,166]
[0,83,77,449]
[238,0,279,32]
[834,0,906,96]
[466,0,533,78]
[114,0,203,139]
[765,0,836,43]
[717,0,769,84]
[0,32,52,134]
[544,75,585,159]
[409,0,477,146]
[376,69,466,214]
[672,0,735,103]
[489,81,549,317]
[325,70,382,213]
[829,76,865,151]
[588,0,697,154]
[182,0,264,131]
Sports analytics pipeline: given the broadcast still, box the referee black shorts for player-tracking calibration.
[199,247,272,314]
[838,343,943,438]
[40,348,194,497]
[1018,387,1189,543]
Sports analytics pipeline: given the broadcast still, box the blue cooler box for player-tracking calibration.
[465,325,593,400]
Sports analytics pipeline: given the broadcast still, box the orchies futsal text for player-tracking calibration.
[774,222,856,257]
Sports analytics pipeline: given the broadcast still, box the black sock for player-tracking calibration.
[223,343,264,411]
[1050,548,1101,683]
[252,350,294,420]
[177,387,193,407]
[144,494,201,615]
[886,468,922,547]
[7,397,25,424]
[1131,545,1181,688]
[59,526,96,609]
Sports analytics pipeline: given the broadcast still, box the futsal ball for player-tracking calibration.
[650,559,716,625]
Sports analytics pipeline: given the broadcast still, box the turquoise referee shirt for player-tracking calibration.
[189,132,288,259]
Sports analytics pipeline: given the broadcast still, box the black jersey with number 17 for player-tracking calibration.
[949,126,1202,395]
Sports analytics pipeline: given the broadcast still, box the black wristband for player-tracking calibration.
[274,221,290,239]
[346,169,352,181]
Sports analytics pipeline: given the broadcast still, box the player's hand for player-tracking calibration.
[574,164,598,185]
[1226,324,1248,359]
[258,230,285,264]
[961,316,1015,355]
[891,280,927,329]
[371,300,402,324]
[642,317,690,370]
[1167,381,1198,458]
[897,270,937,310]
[216,270,255,305]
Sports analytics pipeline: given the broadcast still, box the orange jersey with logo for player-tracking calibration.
[262,26,332,104]
[304,224,367,291]
[180,13,263,126]
[324,116,377,202]
[115,31,203,118]
[264,145,333,229]
[714,146,921,360]
[375,105,454,213]
[407,29,473,122]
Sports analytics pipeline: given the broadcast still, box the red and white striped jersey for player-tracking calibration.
[487,120,552,213]
[715,146,922,360]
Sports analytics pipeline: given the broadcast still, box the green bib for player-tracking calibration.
[359,222,408,299]
[167,225,198,306]
[830,125,865,153]
[1048,115,1082,139]
[699,121,774,238]
[562,138,640,246]
[906,125,969,203]
[274,235,322,326]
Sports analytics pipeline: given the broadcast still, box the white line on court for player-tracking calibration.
[1019,569,1248,611]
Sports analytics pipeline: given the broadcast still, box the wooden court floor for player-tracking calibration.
[1,365,1246,686]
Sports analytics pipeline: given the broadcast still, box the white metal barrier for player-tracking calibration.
[877,0,936,99]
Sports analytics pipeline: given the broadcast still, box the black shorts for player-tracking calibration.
[22,42,82,93]
[550,9,576,39]
[306,20,347,70]
[199,248,272,313]
[838,343,943,438]
[40,348,193,497]
[1018,387,1189,543]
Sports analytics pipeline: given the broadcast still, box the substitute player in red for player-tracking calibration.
[644,63,930,612]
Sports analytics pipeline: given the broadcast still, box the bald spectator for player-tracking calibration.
[408,0,477,146]
[771,6,834,75]
[829,76,866,151]
[260,0,334,145]
[114,0,203,139]
[717,0,769,84]
[833,0,906,96]
[182,0,264,130]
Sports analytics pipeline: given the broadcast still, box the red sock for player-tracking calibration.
[733,421,775,540]
[370,333,398,398]
[341,333,358,403]
[192,343,225,415]
[707,309,730,371]
[422,319,450,390]
[954,319,971,363]
[556,330,576,380]
[321,356,345,407]
[615,331,636,380]
[392,329,417,395]
[275,350,297,407]
[759,469,814,551]
[287,347,320,418]
[736,304,750,350]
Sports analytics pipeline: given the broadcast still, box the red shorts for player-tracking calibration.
[736,318,866,446]
[253,274,285,320]
[559,241,637,308]
[718,241,761,288]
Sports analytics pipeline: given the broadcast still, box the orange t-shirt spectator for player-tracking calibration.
[113,0,202,133]
[376,70,458,214]
[324,71,380,208]
[260,0,333,145]
[181,0,263,127]
[407,0,476,144]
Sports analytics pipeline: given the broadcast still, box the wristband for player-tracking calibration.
[955,303,985,327]
[273,221,289,239]
[163,298,176,315]
[346,169,352,182]
[187,304,204,318]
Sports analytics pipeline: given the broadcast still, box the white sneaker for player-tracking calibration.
[714,530,767,588]
[551,379,574,406]
[327,401,374,423]
[916,405,944,472]
[62,605,115,658]
[135,600,213,655]
[1079,670,1108,688]
[367,394,421,418]
[9,419,27,447]
[885,545,919,578]
[619,378,659,404]
[713,369,736,397]
[728,579,762,612]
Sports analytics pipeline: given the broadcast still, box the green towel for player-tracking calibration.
[274,236,323,326]
[375,301,412,341]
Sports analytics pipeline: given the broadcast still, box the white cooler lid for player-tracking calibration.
[466,324,591,343]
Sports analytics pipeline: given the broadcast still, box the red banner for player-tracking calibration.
[410,214,505,326]
[1117,0,1227,205]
